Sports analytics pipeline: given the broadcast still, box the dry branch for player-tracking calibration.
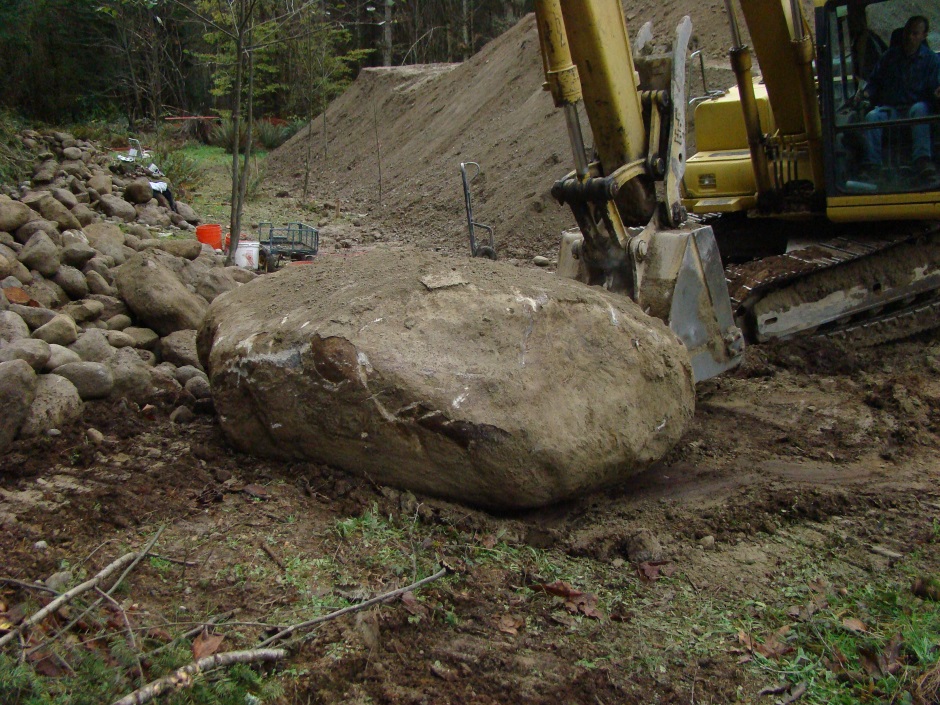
[0,551,139,648]
[110,648,287,705]
[16,526,165,656]
[0,577,60,595]
[258,566,448,648]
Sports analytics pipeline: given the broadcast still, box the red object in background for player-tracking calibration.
[195,224,222,250]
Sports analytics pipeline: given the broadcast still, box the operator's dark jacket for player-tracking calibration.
[867,41,940,108]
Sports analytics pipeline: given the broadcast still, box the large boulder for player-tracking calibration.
[98,194,137,222]
[50,361,114,400]
[32,314,78,346]
[15,219,60,246]
[17,232,60,277]
[69,329,113,362]
[114,252,208,336]
[54,265,89,300]
[0,359,37,452]
[108,347,155,403]
[70,204,98,227]
[193,266,240,303]
[19,374,84,438]
[160,329,201,369]
[124,179,153,205]
[0,198,34,233]
[37,194,81,231]
[83,222,127,264]
[9,304,55,330]
[88,173,112,195]
[198,248,695,509]
[0,338,52,371]
[61,241,97,268]
[0,310,30,343]
[44,343,82,371]
[142,238,202,260]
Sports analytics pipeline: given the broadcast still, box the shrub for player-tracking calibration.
[209,118,252,153]
[150,143,204,200]
[255,120,290,150]
[0,111,34,187]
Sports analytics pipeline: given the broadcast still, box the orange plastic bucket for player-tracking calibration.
[195,224,222,250]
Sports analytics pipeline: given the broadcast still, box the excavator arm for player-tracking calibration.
[534,0,744,382]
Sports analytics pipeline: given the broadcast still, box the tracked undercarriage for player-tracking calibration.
[721,221,940,346]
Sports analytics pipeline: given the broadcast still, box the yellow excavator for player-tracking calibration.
[534,0,940,382]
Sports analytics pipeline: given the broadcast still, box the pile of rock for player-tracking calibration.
[9,130,201,231]
[0,132,255,453]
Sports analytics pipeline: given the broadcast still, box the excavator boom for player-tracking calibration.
[534,0,744,382]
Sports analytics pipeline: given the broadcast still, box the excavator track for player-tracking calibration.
[722,221,940,346]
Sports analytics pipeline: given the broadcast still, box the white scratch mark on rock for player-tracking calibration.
[452,388,469,409]
[608,305,620,326]
[358,317,384,333]
[655,418,667,432]
[280,315,289,326]
[301,321,310,329]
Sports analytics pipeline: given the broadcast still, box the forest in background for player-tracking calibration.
[0,0,532,127]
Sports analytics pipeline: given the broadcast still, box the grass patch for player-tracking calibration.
[729,569,940,704]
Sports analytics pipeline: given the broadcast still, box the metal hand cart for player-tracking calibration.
[257,222,319,271]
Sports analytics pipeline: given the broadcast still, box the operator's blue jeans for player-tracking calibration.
[863,102,932,166]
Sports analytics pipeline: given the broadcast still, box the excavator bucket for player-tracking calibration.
[641,226,744,382]
[559,223,744,383]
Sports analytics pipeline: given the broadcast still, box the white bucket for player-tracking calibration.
[234,240,260,270]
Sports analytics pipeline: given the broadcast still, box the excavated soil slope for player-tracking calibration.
[267,6,746,263]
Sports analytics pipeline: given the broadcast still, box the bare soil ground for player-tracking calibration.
[3,9,940,705]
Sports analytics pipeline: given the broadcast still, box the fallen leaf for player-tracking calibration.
[497,614,524,635]
[192,630,224,660]
[145,627,172,642]
[912,576,940,601]
[858,633,904,679]
[857,647,882,677]
[481,534,497,549]
[549,612,574,627]
[3,287,36,306]
[400,591,427,617]
[808,578,829,594]
[738,626,792,659]
[356,611,380,651]
[430,661,457,681]
[0,616,12,632]
[882,633,904,675]
[778,681,808,704]
[242,484,269,499]
[758,682,790,696]
[842,617,868,633]
[637,561,676,582]
[563,591,604,619]
[531,580,582,600]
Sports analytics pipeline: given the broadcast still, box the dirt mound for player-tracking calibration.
[266,8,742,263]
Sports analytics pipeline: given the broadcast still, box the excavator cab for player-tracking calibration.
[684,0,940,223]
[821,1,940,206]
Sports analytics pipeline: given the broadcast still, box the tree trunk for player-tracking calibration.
[383,0,392,65]
[461,0,470,61]
[226,14,245,266]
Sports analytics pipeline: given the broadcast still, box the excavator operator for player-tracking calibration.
[856,15,940,182]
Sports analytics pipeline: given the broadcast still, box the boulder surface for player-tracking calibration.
[199,247,695,509]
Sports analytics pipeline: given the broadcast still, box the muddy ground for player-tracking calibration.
[3,329,939,704]
[4,7,940,705]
